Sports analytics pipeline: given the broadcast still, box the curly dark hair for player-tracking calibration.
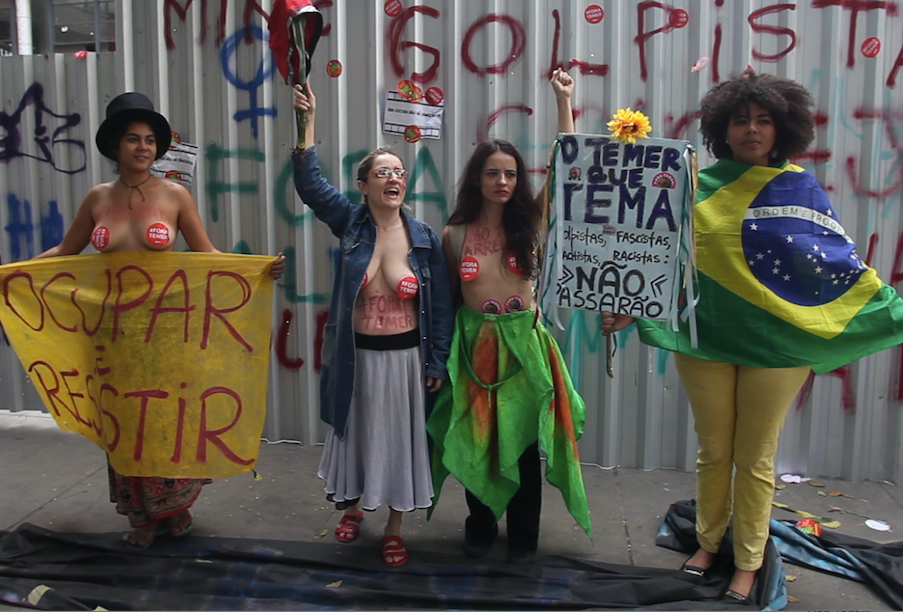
[448,139,541,278]
[699,70,815,161]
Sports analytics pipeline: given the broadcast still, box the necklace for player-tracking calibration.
[120,175,152,209]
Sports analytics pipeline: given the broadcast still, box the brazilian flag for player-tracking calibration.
[637,158,903,374]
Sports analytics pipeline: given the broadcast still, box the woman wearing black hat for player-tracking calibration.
[35,92,285,549]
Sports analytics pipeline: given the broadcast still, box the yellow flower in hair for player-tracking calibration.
[606,108,652,144]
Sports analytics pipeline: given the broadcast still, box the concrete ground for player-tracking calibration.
[1,409,899,610]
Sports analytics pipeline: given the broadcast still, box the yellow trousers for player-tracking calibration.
[674,354,811,571]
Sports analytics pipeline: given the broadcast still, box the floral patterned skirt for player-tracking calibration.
[107,460,210,528]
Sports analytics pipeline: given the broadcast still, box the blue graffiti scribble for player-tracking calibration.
[0,83,86,174]
[220,24,277,139]
[5,193,35,260]
[4,194,65,261]
[41,200,64,253]
[0,254,7,345]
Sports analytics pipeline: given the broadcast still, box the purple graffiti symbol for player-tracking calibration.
[0,83,87,174]
[220,24,276,139]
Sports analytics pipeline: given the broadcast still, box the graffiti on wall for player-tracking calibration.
[4,194,64,262]
[0,83,86,174]
[3,0,903,391]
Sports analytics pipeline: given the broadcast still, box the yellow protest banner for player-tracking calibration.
[0,252,275,479]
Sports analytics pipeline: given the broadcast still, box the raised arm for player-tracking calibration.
[294,82,316,147]
[291,82,355,235]
[535,69,576,201]
[551,68,575,134]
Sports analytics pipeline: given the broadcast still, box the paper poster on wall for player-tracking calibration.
[383,90,444,142]
[151,140,199,187]
[539,134,694,322]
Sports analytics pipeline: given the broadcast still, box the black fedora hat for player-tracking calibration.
[95,92,172,161]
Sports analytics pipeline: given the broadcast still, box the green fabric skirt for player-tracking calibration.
[427,306,591,535]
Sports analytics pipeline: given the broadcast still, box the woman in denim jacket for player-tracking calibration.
[292,83,453,566]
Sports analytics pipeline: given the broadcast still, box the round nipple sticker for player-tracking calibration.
[362,272,369,286]
[481,299,502,314]
[507,253,523,275]
[460,256,480,281]
[146,223,171,247]
[91,226,110,249]
[505,295,525,312]
[396,276,418,300]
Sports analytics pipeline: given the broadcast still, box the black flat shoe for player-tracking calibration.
[723,588,753,605]
[680,561,708,577]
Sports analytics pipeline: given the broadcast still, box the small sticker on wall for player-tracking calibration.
[326,59,343,77]
[403,125,421,143]
[397,79,423,102]
[425,87,444,105]
[384,0,402,17]
[669,8,689,28]
[584,5,604,24]
[861,37,881,58]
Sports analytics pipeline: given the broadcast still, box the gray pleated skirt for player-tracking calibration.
[317,342,433,512]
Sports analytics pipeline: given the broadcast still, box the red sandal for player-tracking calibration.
[334,511,363,543]
[382,534,409,566]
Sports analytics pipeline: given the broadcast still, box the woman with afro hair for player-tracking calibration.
[602,70,903,603]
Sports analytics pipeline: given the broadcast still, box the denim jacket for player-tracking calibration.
[292,146,454,439]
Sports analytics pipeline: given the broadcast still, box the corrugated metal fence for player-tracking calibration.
[2,0,902,482]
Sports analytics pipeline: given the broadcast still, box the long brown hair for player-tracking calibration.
[448,139,540,277]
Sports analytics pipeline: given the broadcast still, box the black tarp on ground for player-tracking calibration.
[656,499,903,611]
[0,523,770,611]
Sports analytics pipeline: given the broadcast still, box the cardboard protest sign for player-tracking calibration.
[540,134,694,322]
[0,252,275,479]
